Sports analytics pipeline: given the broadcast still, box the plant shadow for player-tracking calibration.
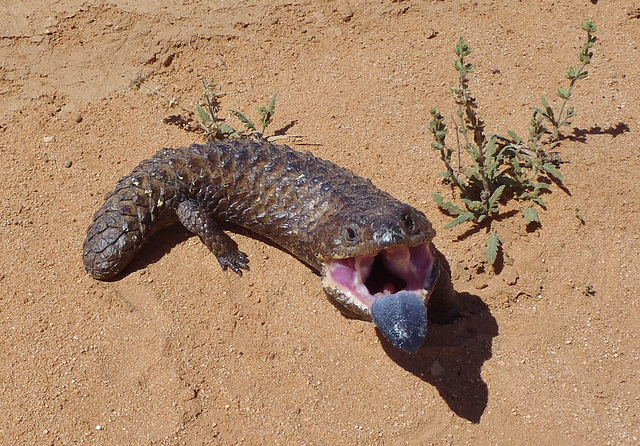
[453,209,519,241]
[379,291,498,424]
[274,120,298,136]
[563,122,630,142]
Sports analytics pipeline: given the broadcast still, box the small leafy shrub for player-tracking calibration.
[430,19,597,265]
[229,92,278,136]
[131,75,278,140]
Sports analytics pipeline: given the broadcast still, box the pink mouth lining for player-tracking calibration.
[324,243,436,311]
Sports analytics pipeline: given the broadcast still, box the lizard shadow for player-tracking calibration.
[117,226,497,424]
[379,291,498,424]
[120,223,309,278]
[121,225,193,277]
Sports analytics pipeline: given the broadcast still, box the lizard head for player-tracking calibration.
[315,202,440,353]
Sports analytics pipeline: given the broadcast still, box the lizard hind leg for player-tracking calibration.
[176,200,250,275]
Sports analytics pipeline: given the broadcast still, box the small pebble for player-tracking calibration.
[453,262,472,282]
[335,2,354,22]
[63,160,72,168]
[425,28,438,39]
[162,53,175,67]
[501,266,519,286]
[43,136,55,143]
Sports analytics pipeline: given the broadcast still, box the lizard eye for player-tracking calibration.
[343,224,360,244]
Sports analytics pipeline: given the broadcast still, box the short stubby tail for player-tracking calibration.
[83,170,166,279]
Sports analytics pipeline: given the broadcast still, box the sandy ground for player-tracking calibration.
[1,0,639,444]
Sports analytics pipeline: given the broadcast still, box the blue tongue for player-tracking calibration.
[371,292,428,354]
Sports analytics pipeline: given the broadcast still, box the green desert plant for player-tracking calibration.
[130,75,278,140]
[535,18,598,143]
[194,78,240,139]
[230,92,278,136]
[430,19,597,264]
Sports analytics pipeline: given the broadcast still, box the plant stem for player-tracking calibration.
[136,81,194,116]
[451,38,493,213]
[552,60,588,140]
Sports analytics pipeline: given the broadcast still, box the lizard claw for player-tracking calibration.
[218,250,250,276]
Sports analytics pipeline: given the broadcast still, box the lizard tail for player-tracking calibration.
[82,166,171,280]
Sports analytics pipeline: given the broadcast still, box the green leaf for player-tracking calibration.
[488,184,506,210]
[432,192,445,206]
[575,207,586,224]
[201,78,217,97]
[557,87,570,100]
[461,198,484,213]
[432,193,466,215]
[578,52,592,64]
[486,160,501,180]
[444,212,476,229]
[542,163,565,181]
[455,37,472,57]
[463,167,479,178]
[533,181,551,195]
[582,18,596,33]
[510,156,522,173]
[541,95,550,109]
[217,123,237,136]
[531,106,551,120]
[485,232,500,265]
[540,95,557,124]
[267,92,277,115]
[485,136,497,159]
[259,92,278,131]
[497,174,519,187]
[567,66,580,79]
[196,105,213,123]
[532,196,546,207]
[507,130,521,143]
[229,109,257,131]
[521,207,540,225]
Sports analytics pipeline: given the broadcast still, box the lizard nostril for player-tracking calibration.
[403,213,416,232]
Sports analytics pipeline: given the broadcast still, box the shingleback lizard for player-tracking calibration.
[83,139,458,353]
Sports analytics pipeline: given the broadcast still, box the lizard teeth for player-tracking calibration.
[322,243,436,320]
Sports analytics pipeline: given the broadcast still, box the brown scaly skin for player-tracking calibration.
[83,139,458,327]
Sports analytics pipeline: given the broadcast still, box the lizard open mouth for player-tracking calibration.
[321,243,439,353]
[322,243,439,314]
